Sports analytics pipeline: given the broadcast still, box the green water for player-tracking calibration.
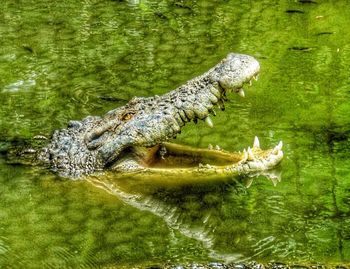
[1,0,350,267]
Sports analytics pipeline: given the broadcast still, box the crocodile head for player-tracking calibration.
[40,53,282,178]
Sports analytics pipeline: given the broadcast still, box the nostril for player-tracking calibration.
[84,127,110,149]
[85,134,105,149]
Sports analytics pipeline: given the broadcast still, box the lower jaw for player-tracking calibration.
[107,139,282,184]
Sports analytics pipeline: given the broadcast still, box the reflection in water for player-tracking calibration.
[88,172,282,263]
[0,236,9,256]
[90,178,226,261]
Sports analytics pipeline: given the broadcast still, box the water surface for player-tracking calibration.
[1,0,350,267]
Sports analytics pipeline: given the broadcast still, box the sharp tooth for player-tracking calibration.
[247,147,254,160]
[238,88,245,98]
[276,141,283,150]
[272,141,283,154]
[253,74,259,81]
[205,116,213,128]
[215,145,221,150]
[242,149,248,162]
[208,144,213,150]
[249,80,252,86]
[253,136,260,148]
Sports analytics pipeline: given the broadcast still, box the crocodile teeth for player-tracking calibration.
[205,116,213,128]
[247,147,254,160]
[208,144,213,150]
[242,149,248,162]
[253,136,260,148]
[253,74,259,81]
[215,145,221,150]
[276,141,283,150]
[273,141,283,154]
[249,80,252,86]
[237,88,245,97]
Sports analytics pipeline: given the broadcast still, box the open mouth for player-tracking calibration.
[113,135,283,182]
[111,65,283,177]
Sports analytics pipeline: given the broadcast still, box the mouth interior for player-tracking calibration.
[127,144,243,169]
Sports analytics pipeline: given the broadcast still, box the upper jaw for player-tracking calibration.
[92,53,261,164]
[217,54,260,97]
[168,54,261,132]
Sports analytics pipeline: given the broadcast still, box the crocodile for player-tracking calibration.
[8,53,283,179]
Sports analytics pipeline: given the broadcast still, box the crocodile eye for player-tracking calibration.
[121,112,134,121]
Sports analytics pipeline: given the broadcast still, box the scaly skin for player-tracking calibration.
[33,53,283,178]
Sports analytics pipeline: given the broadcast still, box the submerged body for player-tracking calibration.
[12,53,283,178]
